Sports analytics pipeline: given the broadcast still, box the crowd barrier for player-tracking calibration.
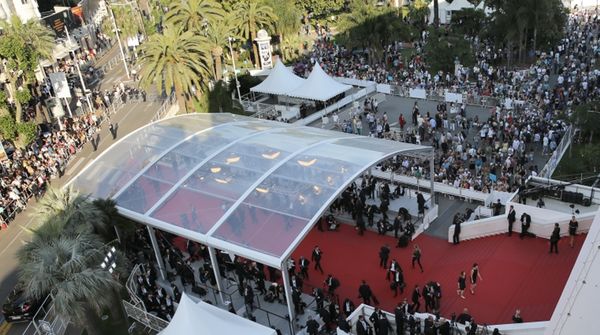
[448,207,597,243]
[345,303,548,335]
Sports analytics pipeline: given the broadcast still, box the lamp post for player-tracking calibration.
[107,1,131,79]
[228,37,242,105]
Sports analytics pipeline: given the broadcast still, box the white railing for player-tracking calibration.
[539,126,574,179]
[151,94,177,122]
[370,169,514,205]
[346,303,548,335]
[22,293,69,335]
[122,300,169,332]
[125,264,146,311]
[448,207,597,243]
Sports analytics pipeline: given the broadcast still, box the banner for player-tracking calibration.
[444,91,463,103]
[49,72,71,99]
[71,5,85,24]
[409,88,427,99]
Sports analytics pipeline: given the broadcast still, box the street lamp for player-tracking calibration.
[40,8,94,116]
[106,1,131,79]
[227,37,242,105]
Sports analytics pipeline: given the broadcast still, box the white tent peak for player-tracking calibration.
[250,60,306,96]
[286,62,352,101]
[446,0,475,11]
[159,293,276,335]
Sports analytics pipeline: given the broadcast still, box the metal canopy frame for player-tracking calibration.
[68,114,433,269]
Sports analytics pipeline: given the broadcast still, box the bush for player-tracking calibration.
[0,115,17,140]
[16,121,38,148]
[15,89,32,104]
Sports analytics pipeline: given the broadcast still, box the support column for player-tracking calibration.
[147,226,167,281]
[430,148,436,207]
[281,259,296,332]
[208,247,225,304]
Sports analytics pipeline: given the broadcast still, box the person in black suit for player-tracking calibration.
[312,246,324,273]
[550,223,560,254]
[411,285,421,312]
[306,316,320,335]
[299,256,310,279]
[342,298,355,316]
[359,280,373,305]
[507,205,516,236]
[369,309,380,335]
[324,274,340,297]
[337,314,351,332]
[416,192,426,215]
[356,315,372,335]
[452,213,462,244]
[520,213,534,238]
[377,313,393,335]
[394,300,408,335]
[379,244,390,269]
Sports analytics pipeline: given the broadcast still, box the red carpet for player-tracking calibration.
[292,224,585,324]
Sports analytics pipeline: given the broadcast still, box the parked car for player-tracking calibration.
[2,287,42,322]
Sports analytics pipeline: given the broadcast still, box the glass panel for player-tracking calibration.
[211,138,395,258]
[115,175,175,214]
[212,203,308,257]
[151,187,234,234]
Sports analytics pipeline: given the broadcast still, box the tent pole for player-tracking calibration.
[281,258,296,332]
[208,247,226,304]
[147,226,167,281]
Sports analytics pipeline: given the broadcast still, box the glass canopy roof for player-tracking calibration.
[70,114,431,267]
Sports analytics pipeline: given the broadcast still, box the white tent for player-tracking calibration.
[475,1,495,16]
[428,0,450,25]
[286,63,352,101]
[445,0,475,12]
[250,60,306,95]
[159,293,277,335]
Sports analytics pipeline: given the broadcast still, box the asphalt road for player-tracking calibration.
[0,45,164,335]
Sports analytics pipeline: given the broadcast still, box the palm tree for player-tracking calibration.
[235,0,276,68]
[165,0,224,33]
[138,27,212,113]
[206,12,239,81]
[33,187,109,238]
[265,0,301,43]
[0,15,55,123]
[93,198,136,247]
[18,232,122,335]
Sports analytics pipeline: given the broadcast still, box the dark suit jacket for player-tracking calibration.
[356,319,371,335]
[508,209,516,223]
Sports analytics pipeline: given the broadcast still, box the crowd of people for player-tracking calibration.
[292,10,599,197]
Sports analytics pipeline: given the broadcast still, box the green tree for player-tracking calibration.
[451,8,485,37]
[235,0,276,68]
[571,102,600,144]
[206,12,239,81]
[0,15,54,123]
[138,27,212,113]
[165,0,224,32]
[296,0,345,19]
[266,0,302,42]
[33,187,109,239]
[486,0,566,64]
[424,27,475,74]
[408,0,430,31]
[18,232,121,335]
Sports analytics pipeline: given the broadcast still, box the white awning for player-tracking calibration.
[445,0,475,11]
[286,63,352,101]
[250,60,306,95]
[159,293,277,335]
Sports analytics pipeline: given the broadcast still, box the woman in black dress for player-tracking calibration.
[457,271,467,299]
[470,263,483,294]
[569,216,578,248]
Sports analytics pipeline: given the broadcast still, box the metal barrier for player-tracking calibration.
[539,126,574,179]
[125,264,147,311]
[122,300,169,333]
[21,293,69,335]
[150,94,176,123]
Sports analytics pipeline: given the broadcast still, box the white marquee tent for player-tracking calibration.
[250,61,306,96]
[159,293,277,335]
[286,63,352,102]
[445,0,475,12]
